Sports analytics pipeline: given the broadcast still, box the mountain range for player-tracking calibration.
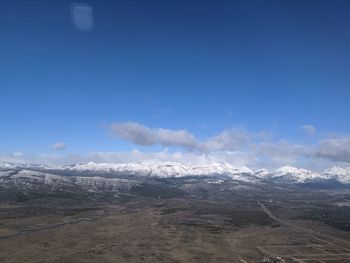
[1,161,349,184]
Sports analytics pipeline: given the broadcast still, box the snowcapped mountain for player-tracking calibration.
[324,167,350,184]
[254,169,269,178]
[0,169,137,194]
[63,161,188,177]
[59,161,256,182]
[1,161,349,185]
[265,166,325,183]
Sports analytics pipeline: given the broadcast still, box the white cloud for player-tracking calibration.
[301,124,316,135]
[53,142,66,151]
[109,122,262,153]
[107,121,350,168]
[109,122,199,150]
[200,127,253,152]
[251,140,308,167]
[314,136,350,163]
[1,137,349,171]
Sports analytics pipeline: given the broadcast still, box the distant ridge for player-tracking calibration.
[1,161,349,184]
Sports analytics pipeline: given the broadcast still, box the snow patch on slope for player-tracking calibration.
[324,167,350,184]
[0,170,137,193]
[262,166,324,183]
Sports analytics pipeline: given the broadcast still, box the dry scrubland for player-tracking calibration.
[1,177,350,263]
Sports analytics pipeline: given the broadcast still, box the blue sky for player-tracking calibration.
[0,0,349,169]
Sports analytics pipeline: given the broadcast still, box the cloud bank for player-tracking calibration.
[1,122,349,172]
[109,122,261,153]
[108,121,350,170]
[109,122,198,150]
[315,136,350,163]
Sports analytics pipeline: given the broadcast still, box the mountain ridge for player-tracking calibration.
[1,161,349,184]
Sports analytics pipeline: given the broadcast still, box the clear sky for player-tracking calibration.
[0,0,349,170]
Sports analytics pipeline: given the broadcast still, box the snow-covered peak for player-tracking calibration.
[324,167,350,184]
[254,169,269,178]
[2,160,350,185]
[65,161,188,177]
[61,161,255,181]
[269,166,323,183]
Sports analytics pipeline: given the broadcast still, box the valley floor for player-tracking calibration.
[0,179,350,263]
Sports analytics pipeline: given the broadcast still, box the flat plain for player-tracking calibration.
[0,177,350,263]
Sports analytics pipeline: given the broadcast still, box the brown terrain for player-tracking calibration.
[0,176,350,263]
